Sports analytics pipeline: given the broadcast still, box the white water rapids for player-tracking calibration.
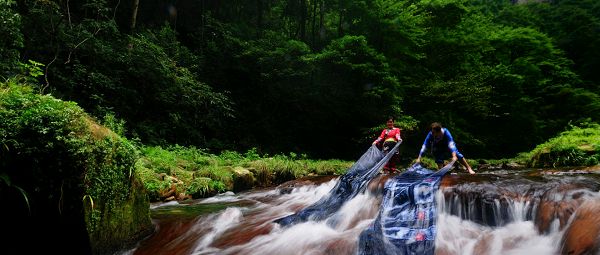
[123,173,595,255]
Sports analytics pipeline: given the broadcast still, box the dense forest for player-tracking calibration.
[2,0,599,160]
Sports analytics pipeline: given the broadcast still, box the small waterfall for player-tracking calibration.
[438,181,540,227]
[435,175,600,255]
[128,169,600,255]
[438,176,600,228]
[435,187,562,254]
[435,213,562,255]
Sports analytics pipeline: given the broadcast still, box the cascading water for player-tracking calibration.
[435,185,559,255]
[436,173,600,254]
[124,162,600,255]
[275,143,400,226]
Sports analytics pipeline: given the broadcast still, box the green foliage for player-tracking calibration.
[11,0,600,251]
[101,113,126,137]
[417,157,439,170]
[186,177,212,198]
[497,0,600,90]
[135,161,170,201]
[522,123,600,167]
[399,1,600,158]
[421,0,469,28]
[243,147,262,161]
[195,164,233,187]
[17,60,44,84]
[258,155,307,182]
[0,0,23,77]
[137,145,353,200]
[218,150,247,165]
[0,80,151,253]
[305,159,354,175]
[18,4,233,148]
[202,31,404,158]
[140,146,180,175]
[305,35,402,156]
[0,173,30,214]
[94,29,234,146]
[6,0,600,161]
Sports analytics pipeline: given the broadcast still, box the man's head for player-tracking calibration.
[431,122,442,138]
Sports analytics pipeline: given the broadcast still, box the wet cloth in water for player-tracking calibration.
[358,162,453,255]
[275,143,401,226]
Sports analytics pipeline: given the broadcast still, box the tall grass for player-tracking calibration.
[137,146,353,201]
[519,124,600,167]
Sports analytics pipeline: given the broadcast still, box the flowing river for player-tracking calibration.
[122,167,600,255]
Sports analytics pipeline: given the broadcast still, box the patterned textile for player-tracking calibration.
[275,143,401,226]
[358,163,453,255]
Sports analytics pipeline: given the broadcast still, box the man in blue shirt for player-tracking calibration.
[416,122,475,174]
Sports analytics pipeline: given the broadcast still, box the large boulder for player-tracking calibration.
[232,166,255,192]
[0,84,153,254]
[535,184,596,234]
[560,198,600,255]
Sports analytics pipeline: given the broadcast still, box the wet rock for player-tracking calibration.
[536,198,581,233]
[535,184,596,233]
[367,174,391,195]
[502,162,525,170]
[476,163,491,170]
[560,198,600,255]
[233,166,256,192]
[159,183,177,199]
[440,175,459,188]
[440,178,542,227]
[473,234,493,254]
[277,179,315,194]
[277,175,338,194]
[177,193,192,201]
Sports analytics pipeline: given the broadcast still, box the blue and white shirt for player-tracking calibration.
[418,128,458,157]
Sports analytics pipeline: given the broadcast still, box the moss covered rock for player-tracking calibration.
[0,82,153,254]
[523,124,600,168]
[232,166,255,192]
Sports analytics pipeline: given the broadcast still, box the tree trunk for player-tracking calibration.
[300,0,307,41]
[319,0,324,40]
[338,0,344,37]
[130,0,140,31]
[257,0,263,38]
[311,0,317,47]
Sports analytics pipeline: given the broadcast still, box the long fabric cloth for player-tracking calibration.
[275,143,402,226]
[357,162,454,255]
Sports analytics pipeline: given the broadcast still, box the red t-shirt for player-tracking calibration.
[375,127,401,143]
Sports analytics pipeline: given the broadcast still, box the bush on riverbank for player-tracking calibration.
[518,123,600,168]
[0,80,152,254]
[137,145,353,201]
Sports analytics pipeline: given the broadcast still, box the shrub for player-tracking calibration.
[0,80,152,253]
[524,123,600,167]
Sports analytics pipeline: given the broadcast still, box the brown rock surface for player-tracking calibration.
[560,198,600,255]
